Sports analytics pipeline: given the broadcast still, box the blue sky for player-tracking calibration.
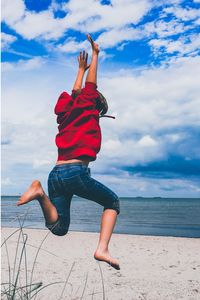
[1,0,200,197]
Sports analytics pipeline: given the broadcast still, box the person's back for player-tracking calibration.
[55,82,101,161]
[17,35,120,270]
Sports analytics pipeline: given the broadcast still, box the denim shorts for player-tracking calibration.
[46,163,120,236]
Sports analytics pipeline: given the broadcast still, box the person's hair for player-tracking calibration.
[71,90,108,117]
[96,91,108,116]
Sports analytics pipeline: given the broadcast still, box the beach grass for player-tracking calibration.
[1,210,105,300]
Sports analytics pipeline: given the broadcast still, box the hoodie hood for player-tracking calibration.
[54,92,73,124]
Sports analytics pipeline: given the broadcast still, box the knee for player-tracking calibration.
[46,218,69,236]
[113,200,120,215]
[51,226,69,236]
[104,199,120,215]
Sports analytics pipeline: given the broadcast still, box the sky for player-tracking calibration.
[1,0,200,197]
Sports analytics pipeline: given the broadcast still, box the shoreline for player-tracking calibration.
[1,227,200,300]
[1,225,200,239]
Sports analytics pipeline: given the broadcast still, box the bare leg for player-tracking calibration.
[17,180,58,224]
[94,209,120,270]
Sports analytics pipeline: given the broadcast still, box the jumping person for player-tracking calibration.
[17,34,120,270]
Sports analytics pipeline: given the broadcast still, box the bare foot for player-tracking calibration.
[17,180,44,206]
[94,249,120,270]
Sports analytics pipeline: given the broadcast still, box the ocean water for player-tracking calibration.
[1,196,200,238]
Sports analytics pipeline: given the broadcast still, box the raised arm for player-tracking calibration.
[73,51,90,91]
[85,34,100,85]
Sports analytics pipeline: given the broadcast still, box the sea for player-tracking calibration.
[1,196,200,238]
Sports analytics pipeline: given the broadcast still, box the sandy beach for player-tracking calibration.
[1,227,200,300]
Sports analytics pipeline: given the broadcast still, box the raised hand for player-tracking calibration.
[78,50,90,71]
[73,50,90,91]
[87,34,100,55]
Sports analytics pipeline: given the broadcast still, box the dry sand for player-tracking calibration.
[1,227,200,300]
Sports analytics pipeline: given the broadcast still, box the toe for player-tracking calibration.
[109,260,120,270]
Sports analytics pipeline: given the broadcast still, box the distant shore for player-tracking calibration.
[1,227,200,300]
[2,195,200,199]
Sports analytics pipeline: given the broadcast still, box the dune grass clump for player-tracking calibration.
[1,210,106,300]
[1,211,75,300]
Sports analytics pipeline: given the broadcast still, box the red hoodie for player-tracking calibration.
[54,82,102,161]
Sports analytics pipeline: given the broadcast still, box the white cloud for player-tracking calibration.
[144,4,200,60]
[58,38,88,53]
[164,133,185,143]
[57,38,111,61]
[100,136,163,167]
[95,173,200,197]
[156,0,184,4]
[2,0,64,40]
[1,32,17,50]
[10,13,61,41]
[62,0,151,33]
[149,33,200,57]
[144,19,188,38]
[137,135,157,147]
[1,0,25,25]
[58,26,142,53]
[13,10,65,40]
[2,0,199,64]
[33,159,52,169]
[164,6,200,21]
[96,27,142,49]
[2,57,46,72]
[2,0,151,42]
[83,0,150,32]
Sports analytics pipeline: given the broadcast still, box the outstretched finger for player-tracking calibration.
[79,51,83,60]
[83,50,85,60]
[86,34,94,46]
[85,52,88,63]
